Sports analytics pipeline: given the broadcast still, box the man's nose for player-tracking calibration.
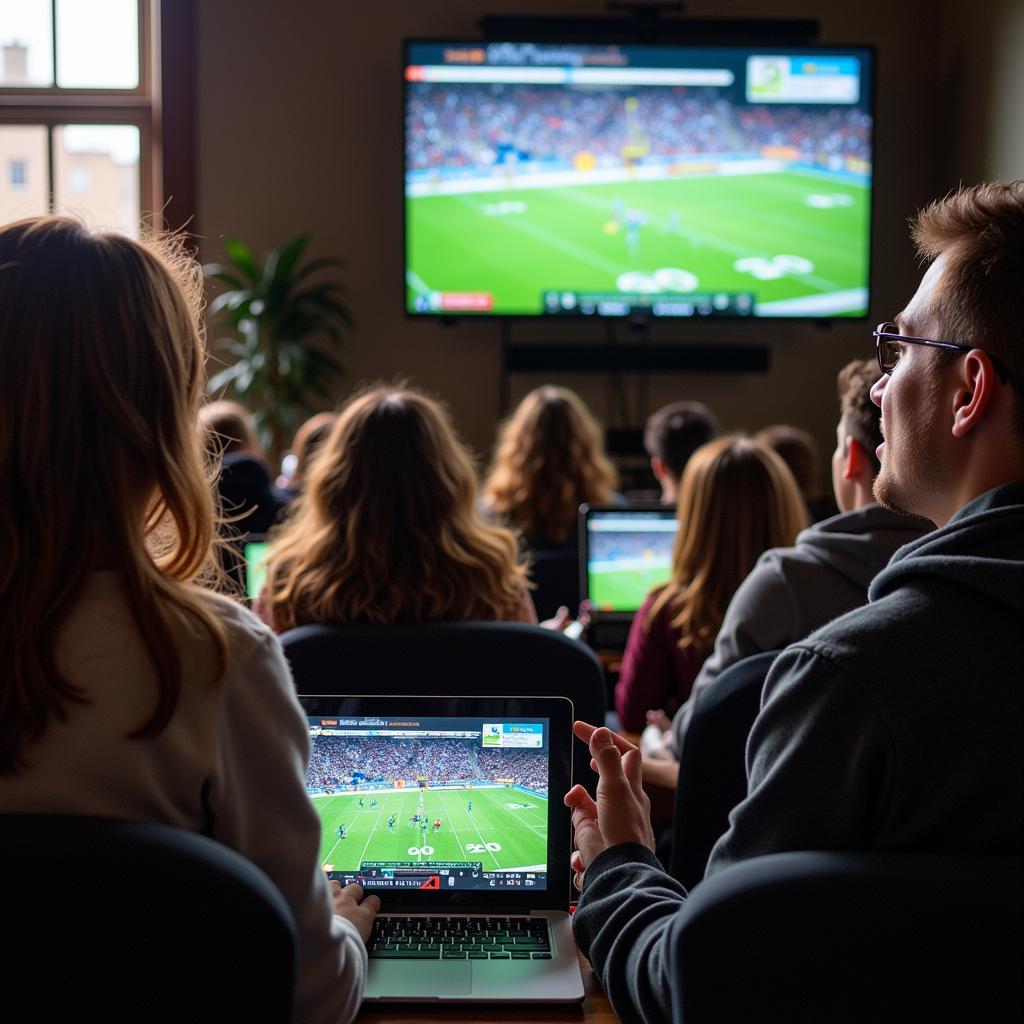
[870,373,888,408]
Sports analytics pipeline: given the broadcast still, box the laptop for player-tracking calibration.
[579,503,678,648]
[298,693,584,1004]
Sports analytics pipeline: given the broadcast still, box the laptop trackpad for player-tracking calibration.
[366,961,473,998]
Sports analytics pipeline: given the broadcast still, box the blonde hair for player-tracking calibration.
[646,436,808,650]
[0,216,227,773]
[483,386,618,543]
[265,385,527,629]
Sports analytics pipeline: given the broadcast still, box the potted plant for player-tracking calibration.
[203,233,350,463]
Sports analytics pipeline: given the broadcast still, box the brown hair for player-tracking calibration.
[644,400,718,479]
[0,216,227,773]
[483,386,618,543]
[911,180,1024,432]
[837,358,884,476]
[646,436,808,650]
[290,411,337,491]
[755,424,825,502]
[198,400,259,457]
[265,385,528,629]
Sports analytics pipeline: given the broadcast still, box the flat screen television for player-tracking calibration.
[404,40,874,320]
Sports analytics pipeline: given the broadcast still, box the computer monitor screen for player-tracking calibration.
[244,539,270,604]
[405,40,873,319]
[584,507,678,612]
[307,715,551,893]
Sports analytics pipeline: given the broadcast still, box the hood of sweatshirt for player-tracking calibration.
[791,503,931,592]
[869,480,1024,615]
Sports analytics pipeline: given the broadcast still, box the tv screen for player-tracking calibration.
[404,40,874,319]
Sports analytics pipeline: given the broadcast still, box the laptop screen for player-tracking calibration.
[307,714,552,894]
[584,507,678,613]
[244,539,271,603]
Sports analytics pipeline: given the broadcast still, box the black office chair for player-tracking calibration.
[281,620,606,791]
[669,850,1024,1023]
[526,547,581,621]
[669,650,780,890]
[0,814,297,1023]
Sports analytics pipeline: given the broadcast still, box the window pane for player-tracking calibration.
[0,125,48,223]
[53,125,140,236]
[0,0,54,86]
[56,0,138,89]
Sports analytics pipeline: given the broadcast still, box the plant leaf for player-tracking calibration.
[221,237,262,284]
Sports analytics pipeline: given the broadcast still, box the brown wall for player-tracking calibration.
[196,0,1013,468]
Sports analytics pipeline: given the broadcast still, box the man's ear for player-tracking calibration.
[651,456,667,481]
[951,351,999,438]
[843,437,866,481]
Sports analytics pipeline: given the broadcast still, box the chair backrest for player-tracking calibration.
[281,620,606,791]
[669,650,780,889]
[1,814,297,1023]
[527,547,581,621]
[669,850,1024,1023]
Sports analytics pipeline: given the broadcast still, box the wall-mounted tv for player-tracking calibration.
[404,40,874,320]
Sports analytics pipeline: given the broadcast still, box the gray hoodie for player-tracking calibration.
[669,503,930,757]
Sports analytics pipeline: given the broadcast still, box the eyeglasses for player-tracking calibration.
[873,322,1011,384]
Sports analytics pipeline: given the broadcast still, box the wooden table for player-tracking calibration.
[356,951,617,1023]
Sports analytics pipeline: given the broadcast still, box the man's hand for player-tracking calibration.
[330,880,381,943]
[563,722,656,891]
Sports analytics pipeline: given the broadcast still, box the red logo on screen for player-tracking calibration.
[440,292,493,311]
[419,876,441,890]
[405,65,425,82]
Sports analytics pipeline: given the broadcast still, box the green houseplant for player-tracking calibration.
[203,233,350,463]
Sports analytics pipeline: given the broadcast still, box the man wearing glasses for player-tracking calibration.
[563,181,1024,1024]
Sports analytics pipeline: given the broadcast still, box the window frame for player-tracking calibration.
[0,0,161,224]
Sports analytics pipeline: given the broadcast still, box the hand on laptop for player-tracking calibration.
[564,723,656,891]
[330,879,381,942]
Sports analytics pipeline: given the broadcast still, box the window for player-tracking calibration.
[0,0,158,237]
[9,157,26,188]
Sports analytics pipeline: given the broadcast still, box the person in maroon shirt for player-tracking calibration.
[615,435,808,734]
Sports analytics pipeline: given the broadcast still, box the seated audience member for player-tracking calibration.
[0,216,376,1024]
[666,358,931,758]
[482,385,619,550]
[615,437,808,734]
[199,399,285,534]
[756,422,839,522]
[643,400,718,504]
[564,181,1024,1024]
[260,385,535,631]
[277,411,338,503]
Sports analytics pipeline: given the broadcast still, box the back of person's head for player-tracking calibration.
[0,216,226,773]
[266,384,526,629]
[755,424,825,503]
[198,400,259,458]
[483,385,617,544]
[290,411,337,491]
[644,400,719,479]
[911,180,1024,436]
[837,358,884,477]
[648,435,808,650]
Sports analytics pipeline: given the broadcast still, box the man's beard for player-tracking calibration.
[872,382,947,522]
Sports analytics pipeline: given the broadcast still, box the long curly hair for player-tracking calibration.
[482,386,618,544]
[646,435,808,650]
[0,216,228,774]
[265,385,528,629]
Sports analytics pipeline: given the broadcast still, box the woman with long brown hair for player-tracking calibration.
[0,216,375,1024]
[482,385,618,548]
[261,385,534,631]
[614,435,808,734]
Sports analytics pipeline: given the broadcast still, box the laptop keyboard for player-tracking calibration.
[369,915,552,960]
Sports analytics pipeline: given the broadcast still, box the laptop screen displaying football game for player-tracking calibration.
[586,508,678,613]
[244,540,270,604]
[405,40,873,318]
[307,715,551,893]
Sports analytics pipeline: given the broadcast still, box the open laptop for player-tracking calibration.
[298,693,584,1004]
[579,503,678,648]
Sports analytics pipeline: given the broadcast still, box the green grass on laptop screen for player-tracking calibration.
[244,541,270,603]
[588,515,677,612]
[306,717,550,889]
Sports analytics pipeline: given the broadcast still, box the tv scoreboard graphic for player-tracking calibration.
[324,860,544,891]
